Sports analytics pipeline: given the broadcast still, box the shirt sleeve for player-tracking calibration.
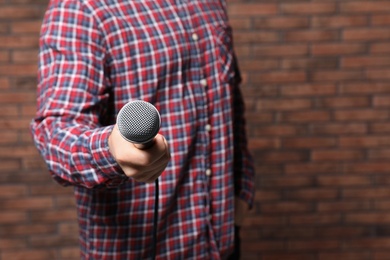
[30,1,127,188]
[232,56,256,208]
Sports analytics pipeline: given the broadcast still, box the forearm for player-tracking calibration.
[31,117,127,188]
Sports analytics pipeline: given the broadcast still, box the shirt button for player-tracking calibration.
[205,124,211,132]
[206,169,212,176]
[192,33,199,41]
[200,79,207,87]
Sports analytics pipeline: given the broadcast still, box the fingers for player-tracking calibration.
[109,126,170,183]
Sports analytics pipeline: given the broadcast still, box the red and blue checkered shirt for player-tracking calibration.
[31,0,255,259]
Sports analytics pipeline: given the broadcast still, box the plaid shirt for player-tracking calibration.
[31,0,255,259]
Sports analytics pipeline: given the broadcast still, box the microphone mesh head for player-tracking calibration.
[117,100,161,144]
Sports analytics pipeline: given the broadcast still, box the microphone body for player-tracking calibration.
[116,100,161,260]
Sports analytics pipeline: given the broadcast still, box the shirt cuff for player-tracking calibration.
[89,125,128,185]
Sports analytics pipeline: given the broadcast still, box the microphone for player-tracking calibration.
[116,100,161,260]
[117,100,161,149]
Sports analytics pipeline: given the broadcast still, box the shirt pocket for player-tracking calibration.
[211,23,237,84]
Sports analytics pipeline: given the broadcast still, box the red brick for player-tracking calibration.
[282,3,337,15]
[371,14,390,26]
[252,71,307,84]
[0,185,28,198]
[285,162,342,175]
[262,227,317,239]
[312,15,368,28]
[285,30,339,42]
[282,57,339,70]
[254,17,309,29]
[55,195,77,208]
[289,214,341,225]
[29,235,79,248]
[334,109,389,121]
[342,56,390,68]
[340,1,390,13]
[340,82,390,94]
[0,7,43,19]
[0,35,39,48]
[260,176,313,188]
[312,149,365,161]
[369,149,390,160]
[228,4,278,16]
[0,51,9,62]
[319,226,372,238]
[256,151,308,163]
[280,83,337,97]
[318,96,370,108]
[30,209,78,223]
[0,238,27,250]
[1,250,56,260]
[287,188,339,201]
[319,252,371,260]
[11,21,42,33]
[0,78,10,91]
[0,160,20,171]
[371,42,390,54]
[283,137,336,148]
[345,163,390,173]
[340,136,390,148]
[344,238,390,249]
[59,247,81,259]
[344,28,390,41]
[1,223,56,236]
[247,138,280,150]
[261,202,313,214]
[371,123,390,133]
[312,43,366,56]
[311,70,364,82]
[288,239,341,250]
[344,188,390,199]
[345,213,390,225]
[239,59,279,71]
[12,50,39,63]
[367,68,390,80]
[229,18,251,30]
[253,44,308,57]
[318,201,371,212]
[0,197,54,210]
[373,251,390,260]
[262,253,315,260]
[254,125,304,136]
[0,131,18,144]
[234,31,279,44]
[311,123,367,135]
[282,111,331,123]
[0,211,28,224]
[374,96,390,107]
[317,175,371,187]
[374,200,390,211]
[257,98,312,111]
[243,216,286,227]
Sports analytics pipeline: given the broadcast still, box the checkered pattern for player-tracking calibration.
[31,0,255,259]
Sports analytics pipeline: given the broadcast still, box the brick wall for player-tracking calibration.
[229,1,390,260]
[1,0,390,259]
[0,1,81,259]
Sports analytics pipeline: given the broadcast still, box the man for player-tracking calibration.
[31,0,255,259]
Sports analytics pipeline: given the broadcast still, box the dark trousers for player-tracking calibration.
[227,226,241,260]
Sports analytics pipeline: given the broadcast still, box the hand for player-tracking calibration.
[108,124,171,183]
[234,197,250,226]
